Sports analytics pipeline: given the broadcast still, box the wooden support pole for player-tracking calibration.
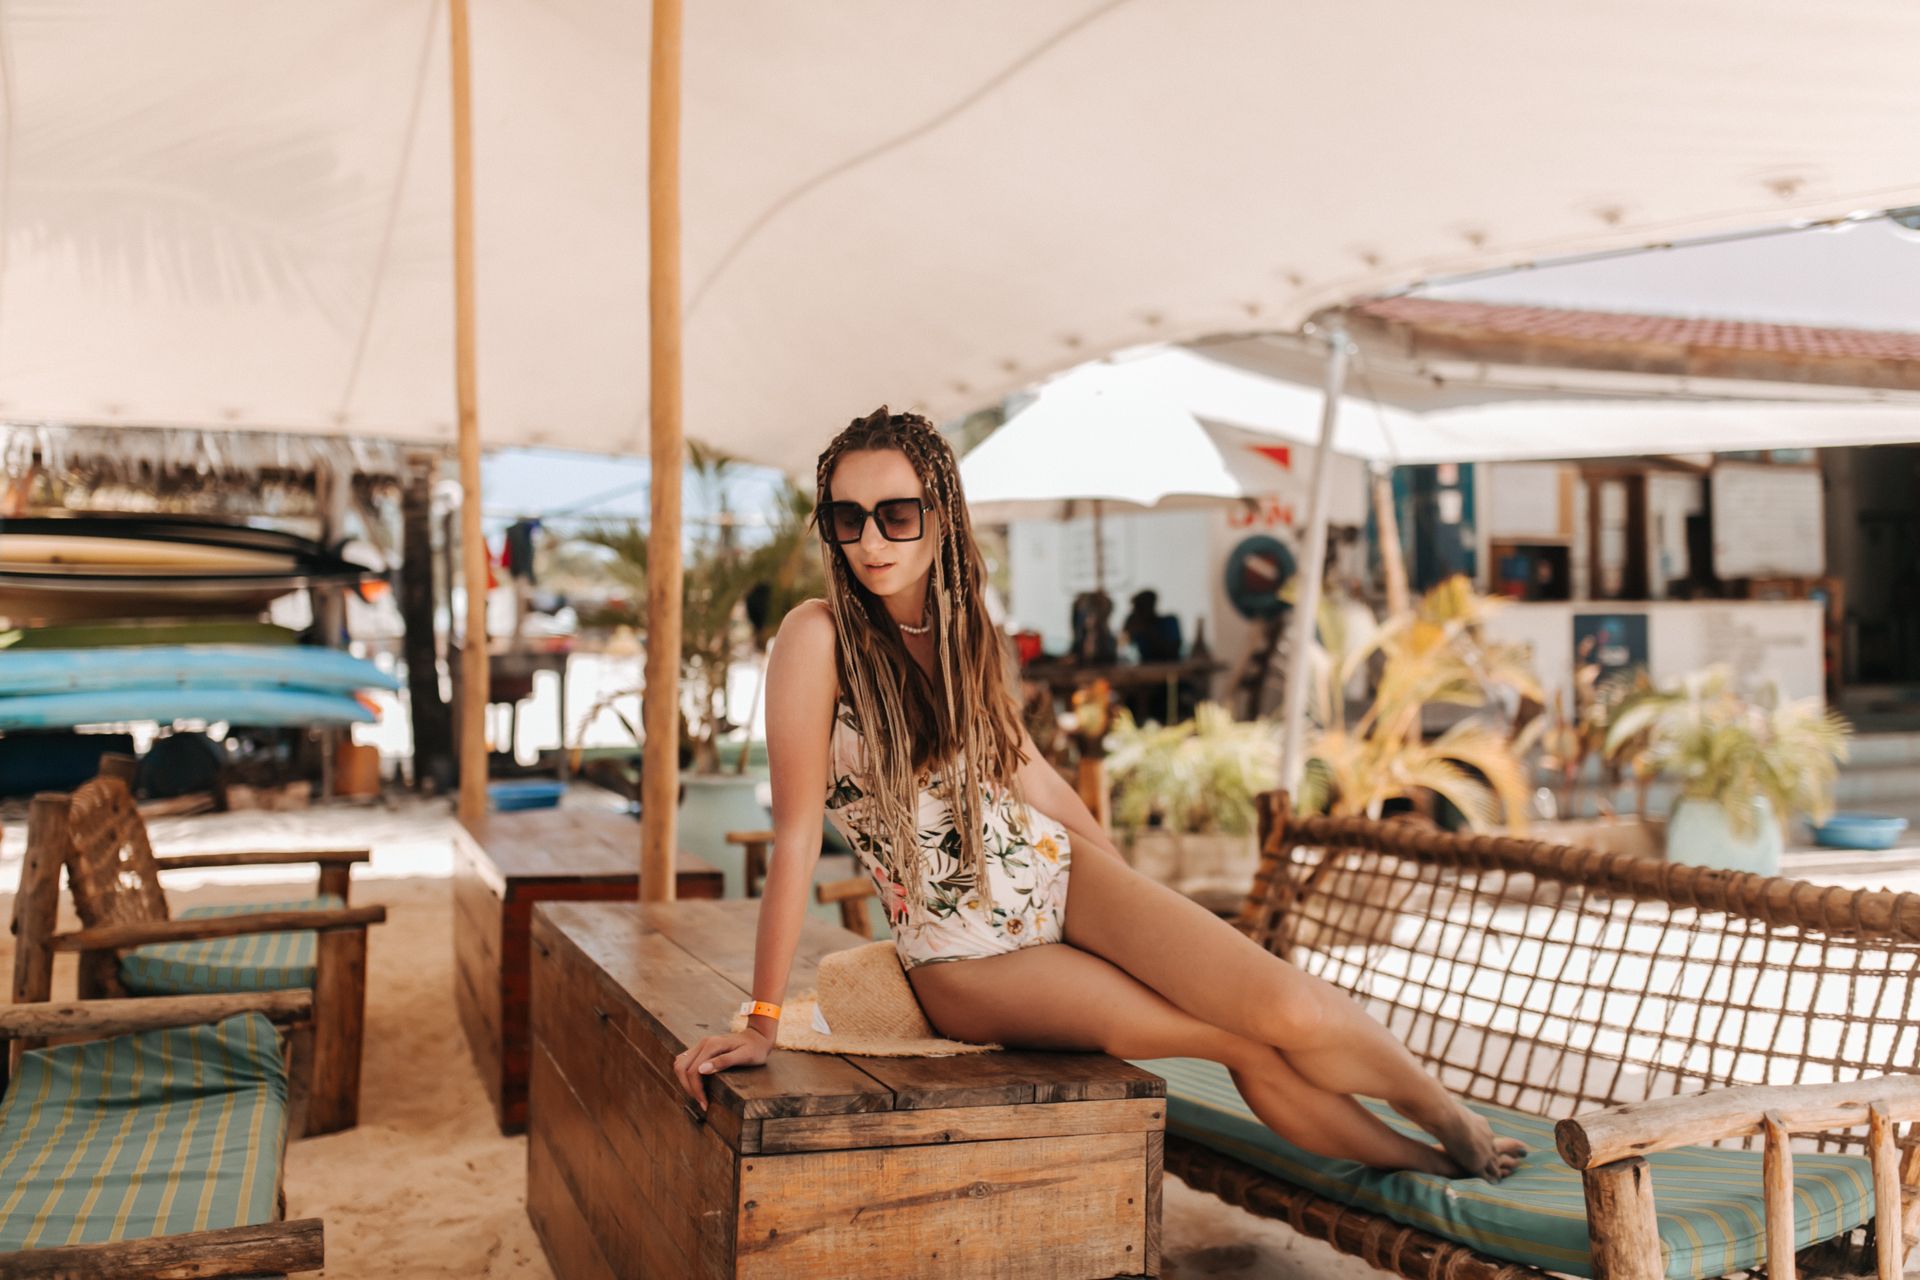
[1761,1112,1797,1280]
[1370,463,1410,616]
[1581,1159,1663,1279]
[1868,1105,1905,1280]
[9,794,68,1074]
[641,0,685,900]
[450,0,490,827]
[402,452,455,792]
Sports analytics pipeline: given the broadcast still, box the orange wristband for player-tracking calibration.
[738,1000,781,1021]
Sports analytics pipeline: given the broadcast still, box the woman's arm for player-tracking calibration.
[673,599,836,1109]
[1012,720,1124,861]
[747,600,839,1032]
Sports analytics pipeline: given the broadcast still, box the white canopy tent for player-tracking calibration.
[2,2,1919,470]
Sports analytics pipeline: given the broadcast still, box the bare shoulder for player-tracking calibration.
[779,596,834,639]
[771,598,840,703]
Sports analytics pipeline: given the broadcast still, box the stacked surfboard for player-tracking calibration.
[0,645,400,730]
[0,514,393,730]
[0,514,378,624]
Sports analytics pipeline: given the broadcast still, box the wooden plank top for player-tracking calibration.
[532,899,1164,1136]
[459,808,716,888]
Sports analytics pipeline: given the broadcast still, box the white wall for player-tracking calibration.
[1483,600,1825,713]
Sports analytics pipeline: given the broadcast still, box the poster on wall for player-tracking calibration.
[1573,612,1650,685]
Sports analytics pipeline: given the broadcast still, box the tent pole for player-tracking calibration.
[450,0,490,829]
[641,0,685,900]
[1278,320,1350,790]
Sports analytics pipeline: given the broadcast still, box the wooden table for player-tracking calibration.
[454,808,723,1133]
[528,899,1167,1279]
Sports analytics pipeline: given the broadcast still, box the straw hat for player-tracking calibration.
[727,940,1002,1057]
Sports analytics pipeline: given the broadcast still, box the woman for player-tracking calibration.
[672,407,1525,1180]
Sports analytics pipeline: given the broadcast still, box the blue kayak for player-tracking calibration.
[0,686,376,730]
[0,646,400,697]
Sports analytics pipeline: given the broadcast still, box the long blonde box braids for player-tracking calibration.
[814,406,1030,922]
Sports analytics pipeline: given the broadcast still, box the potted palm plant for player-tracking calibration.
[1106,701,1280,902]
[1603,666,1850,875]
[1287,578,1541,946]
[1297,576,1539,829]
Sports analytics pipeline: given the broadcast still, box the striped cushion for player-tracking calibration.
[1132,1056,1874,1279]
[0,1013,287,1252]
[119,896,344,996]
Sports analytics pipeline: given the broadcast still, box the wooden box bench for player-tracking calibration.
[1163,794,1920,1280]
[526,898,1166,1279]
[454,808,724,1133]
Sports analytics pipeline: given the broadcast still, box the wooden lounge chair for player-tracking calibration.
[5,794,324,1278]
[42,760,386,1136]
[1146,792,1920,1279]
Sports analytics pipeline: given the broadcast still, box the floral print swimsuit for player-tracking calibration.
[824,694,1073,969]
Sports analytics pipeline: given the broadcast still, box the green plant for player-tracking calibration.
[1297,575,1541,830]
[1106,701,1280,836]
[574,446,823,773]
[1540,663,1655,818]
[1602,665,1851,838]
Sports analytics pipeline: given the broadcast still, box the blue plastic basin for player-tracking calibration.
[488,780,565,812]
[1810,813,1910,851]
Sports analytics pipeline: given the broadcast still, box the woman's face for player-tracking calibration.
[826,448,940,603]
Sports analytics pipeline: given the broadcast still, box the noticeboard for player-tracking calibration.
[1710,462,1824,579]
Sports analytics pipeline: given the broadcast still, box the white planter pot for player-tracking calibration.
[1664,796,1783,876]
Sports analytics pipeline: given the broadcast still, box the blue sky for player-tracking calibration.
[479,447,792,545]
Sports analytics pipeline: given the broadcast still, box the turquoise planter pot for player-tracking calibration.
[1665,796,1783,875]
[674,773,888,937]
[677,774,770,898]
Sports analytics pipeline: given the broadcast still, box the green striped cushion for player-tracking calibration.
[0,1013,287,1252]
[119,896,344,996]
[1131,1056,1874,1279]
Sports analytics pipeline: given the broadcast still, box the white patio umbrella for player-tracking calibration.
[960,366,1298,520]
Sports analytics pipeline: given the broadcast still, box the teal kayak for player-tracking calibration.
[0,646,400,696]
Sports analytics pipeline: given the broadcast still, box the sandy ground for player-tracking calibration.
[0,795,1393,1280]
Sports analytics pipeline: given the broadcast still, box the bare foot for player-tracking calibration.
[1426,1101,1528,1181]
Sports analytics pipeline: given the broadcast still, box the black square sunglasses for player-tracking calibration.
[816,497,929,544]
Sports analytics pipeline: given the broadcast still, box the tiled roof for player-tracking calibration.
[1354,297,1920,363]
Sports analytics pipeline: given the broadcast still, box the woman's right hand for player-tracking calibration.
[672,1029,772,1112]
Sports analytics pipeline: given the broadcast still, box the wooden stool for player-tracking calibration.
[725,829,774,897]
[813,876,877,939]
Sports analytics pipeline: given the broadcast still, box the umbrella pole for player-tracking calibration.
[1278,321,1351,789]
[450,0,490,828]
[1092,498,1106,595]
[640,0,685,899]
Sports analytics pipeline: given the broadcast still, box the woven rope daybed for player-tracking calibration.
[1164,793,1920,1280]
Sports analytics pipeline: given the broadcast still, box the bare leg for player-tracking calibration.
[1061,847,1526,1179]
[908,941,1455,1174]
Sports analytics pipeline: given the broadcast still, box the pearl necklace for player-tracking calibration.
[898,608,931,636]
